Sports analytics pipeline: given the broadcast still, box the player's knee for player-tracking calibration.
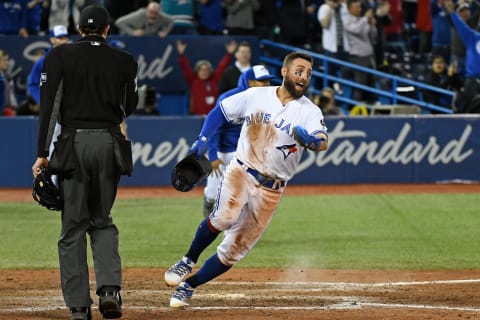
[217,250,241,266]
[209,214,235,231]
[217,243,249,266]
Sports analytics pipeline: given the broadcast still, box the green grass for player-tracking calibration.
[1,193,479,270]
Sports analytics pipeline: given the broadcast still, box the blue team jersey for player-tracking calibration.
[206,70,252,161]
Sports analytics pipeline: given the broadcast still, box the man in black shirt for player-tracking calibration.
[31,5,138,320]
[217,41,252,95]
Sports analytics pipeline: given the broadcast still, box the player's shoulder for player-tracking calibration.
[298,95,320,109]
[297,95,324,116]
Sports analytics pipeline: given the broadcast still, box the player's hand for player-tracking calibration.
[292,126,324,150]
[211,159,224,177]
[190,135,208,158]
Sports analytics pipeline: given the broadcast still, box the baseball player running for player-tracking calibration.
[164,51,328,308]
[202,64,275,217]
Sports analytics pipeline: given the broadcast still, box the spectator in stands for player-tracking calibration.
[26,0,49,35]
[176,40,237,115]
[277,0,312,47]
[423,54,462,112]
[363,0,392,70]
[135,84,160,115]
[306,0,323,50]
[49,0,85,34]
[431,0,452,62]
[317,0,350,80]
[444,0,480,113]
[344,0,377,103]
[402,0,417,27]
[0,0,29,37]
[115,1,174,37]
[21,25,70,116]
[0,50,7,115]
[449,1,473,80]
[218,41,252,95]
[223,0,259,35]
[416,0,433,54]
[162,0,197,35]
[0,50,17,116]
[195,0,225,35]
[253,0,279,41]
[316,86,343,115]
[383,0,404,51]
[104,0,149,34]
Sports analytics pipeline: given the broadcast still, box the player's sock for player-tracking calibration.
[185,218,220,262]
[186,254,231,288]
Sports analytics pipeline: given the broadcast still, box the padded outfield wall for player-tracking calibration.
[1,115,479,187]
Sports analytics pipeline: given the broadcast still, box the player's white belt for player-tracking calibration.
[236,159,285,190]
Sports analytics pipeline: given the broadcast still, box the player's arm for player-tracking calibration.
[27,58,43,104]
[292,109,329,152]
[191,89,247,157]
[190,105,229,157]
[293,126,328,152]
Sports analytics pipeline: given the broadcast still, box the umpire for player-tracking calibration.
[31,4,138,320]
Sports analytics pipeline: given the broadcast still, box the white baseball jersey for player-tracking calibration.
[220,86,328,181]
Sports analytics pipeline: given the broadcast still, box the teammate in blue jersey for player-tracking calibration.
[202,65,275,217]
[27,25,69,107]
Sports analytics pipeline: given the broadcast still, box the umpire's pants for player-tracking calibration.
[58,130,121,307]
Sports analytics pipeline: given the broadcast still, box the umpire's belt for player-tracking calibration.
[237,159,285,190]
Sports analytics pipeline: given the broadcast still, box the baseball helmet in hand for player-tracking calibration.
[170,153,212,192]
[32,169,63,211]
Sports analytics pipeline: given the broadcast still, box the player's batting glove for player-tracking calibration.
[292,125,324,150]
[190,135,208,158]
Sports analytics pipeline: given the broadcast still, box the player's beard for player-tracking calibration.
[284,76,308,99]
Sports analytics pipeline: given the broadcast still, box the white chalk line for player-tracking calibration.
[1,279,480,313]
[211,278,480,288]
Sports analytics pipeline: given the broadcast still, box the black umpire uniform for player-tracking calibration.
[34,5,138,320]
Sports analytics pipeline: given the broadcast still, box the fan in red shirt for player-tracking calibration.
[176,40,237,115]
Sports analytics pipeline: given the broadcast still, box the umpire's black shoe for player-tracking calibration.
[98,286,122,319]
[70,306,92,320]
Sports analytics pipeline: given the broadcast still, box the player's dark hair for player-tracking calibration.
[283,52,313,68]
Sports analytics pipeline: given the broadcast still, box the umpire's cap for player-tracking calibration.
[79,5,110,28]
[171,154,212,192]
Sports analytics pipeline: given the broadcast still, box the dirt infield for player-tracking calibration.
[1,184,480,320]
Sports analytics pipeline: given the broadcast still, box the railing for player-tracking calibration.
[258,39,455,114]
